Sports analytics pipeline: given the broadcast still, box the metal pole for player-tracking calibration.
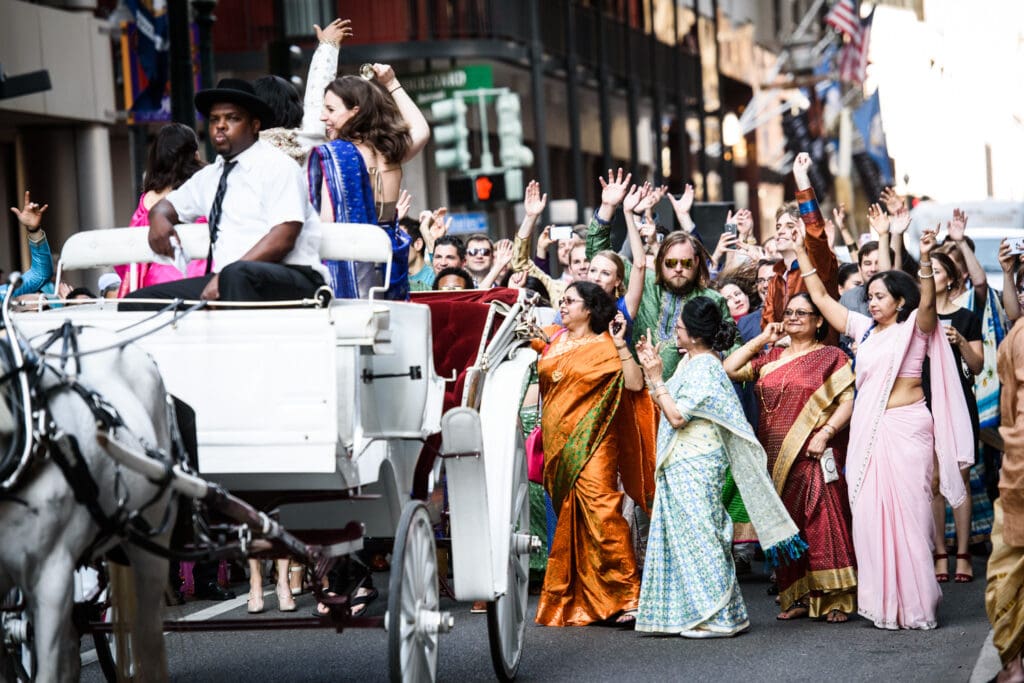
[192,0,217,159]
[712,0,733,203]
[692,2,708,201]
[565,0,585,223]
[596,7,613,172]
[167,0,195,128]
[528,0,551,225]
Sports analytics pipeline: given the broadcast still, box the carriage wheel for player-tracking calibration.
[0,602,35,683]
[486,436,531,681]
[387,501,449,683]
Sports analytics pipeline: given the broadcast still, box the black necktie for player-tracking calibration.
[205,160,237,275]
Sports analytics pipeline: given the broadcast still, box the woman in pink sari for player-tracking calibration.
[796,226,973,630]
[115,124,208,296]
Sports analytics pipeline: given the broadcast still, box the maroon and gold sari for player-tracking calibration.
[742,345,857,616]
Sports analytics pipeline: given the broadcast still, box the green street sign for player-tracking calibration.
[402,65,494,106]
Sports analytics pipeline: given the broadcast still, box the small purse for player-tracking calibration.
[526,426,544,484]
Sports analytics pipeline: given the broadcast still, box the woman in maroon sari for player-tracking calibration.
[724,293,857,623]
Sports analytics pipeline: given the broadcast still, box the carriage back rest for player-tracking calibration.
[54,224,210,284]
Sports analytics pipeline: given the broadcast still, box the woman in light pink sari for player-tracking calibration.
[794,225,973,630]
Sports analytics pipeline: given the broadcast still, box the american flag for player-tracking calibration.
[825,0,860,37]
[827,1,873,85]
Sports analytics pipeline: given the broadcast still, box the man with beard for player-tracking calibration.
[586,169,731,381]
[761,153,840,343]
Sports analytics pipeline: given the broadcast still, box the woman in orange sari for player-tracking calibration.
[533,281,656,627]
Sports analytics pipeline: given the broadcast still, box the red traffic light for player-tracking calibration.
[475,175,494,201]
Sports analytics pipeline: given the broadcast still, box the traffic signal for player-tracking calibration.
[495,92,534,169]
[431,98,470,171]
[446,173,508,206]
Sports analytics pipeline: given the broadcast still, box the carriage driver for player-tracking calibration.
[123,79,328,310]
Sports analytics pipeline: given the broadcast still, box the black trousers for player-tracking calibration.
[121,261,324,311]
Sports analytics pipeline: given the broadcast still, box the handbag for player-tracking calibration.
[525,328,566,485]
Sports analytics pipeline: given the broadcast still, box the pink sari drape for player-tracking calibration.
[846,310,972,629]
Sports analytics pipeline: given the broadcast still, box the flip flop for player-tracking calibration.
[350,586,379,617]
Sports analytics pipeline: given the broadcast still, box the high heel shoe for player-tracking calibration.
[247,590,265,614]
[277,586,297,612]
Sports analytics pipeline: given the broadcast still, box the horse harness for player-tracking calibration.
[0,320,186,563]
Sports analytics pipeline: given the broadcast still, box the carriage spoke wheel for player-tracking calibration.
[387,501,449,683]
[486,436,532,681]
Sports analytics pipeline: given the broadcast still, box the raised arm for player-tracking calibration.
[866,203,893,271]
[999,239,1021,322]
[621,184,648,318]
[513,181,560,296]
[947,208,988,300]
[478,239,514,289]
[372,64,430,163]
[794,228,849,334]
[8,191,53,296]
[612,313,645,390]
[586,168,632,258]
[301,19,351,136]
[722,323,783,380]
[666,183,696,233]
[793,153,839,295]
[916,228,938,333]
[834,203,859,260]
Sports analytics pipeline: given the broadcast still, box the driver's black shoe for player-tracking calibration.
[194,582,236,601]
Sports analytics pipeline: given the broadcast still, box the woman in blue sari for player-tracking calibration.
[635,297,805,637]
[308,63,429,299]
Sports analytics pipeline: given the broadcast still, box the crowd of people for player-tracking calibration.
[3,14,1024,682]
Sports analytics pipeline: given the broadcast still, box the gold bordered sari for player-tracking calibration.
[532,325,656,626]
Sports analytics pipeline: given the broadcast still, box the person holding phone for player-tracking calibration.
[724,294,857,623]
[531,282,656,627]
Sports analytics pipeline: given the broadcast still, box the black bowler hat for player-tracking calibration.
[194,78,276,126]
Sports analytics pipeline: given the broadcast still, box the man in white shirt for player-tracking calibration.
[124,79,327,309]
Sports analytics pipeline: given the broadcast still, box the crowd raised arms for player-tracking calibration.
[5,16,1024,678]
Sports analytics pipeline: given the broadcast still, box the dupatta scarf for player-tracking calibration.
[956,287,1009,429]
[307,140,409,300]
[535,326,656,516]
[659,353,806,566]
[847,310,973,508]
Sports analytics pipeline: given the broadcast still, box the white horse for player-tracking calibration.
[0,323,178,683]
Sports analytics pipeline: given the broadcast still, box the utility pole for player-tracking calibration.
[168,0,195,129]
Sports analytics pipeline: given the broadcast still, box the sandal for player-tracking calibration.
[954,553,974,583]
[350,586,379,617]
[615,609,637,628]
[825,609,849,624]
[934,553,950,583]
[247,591,265,614]
[777,600,809,620]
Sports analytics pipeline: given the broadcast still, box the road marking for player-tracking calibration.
[81,589,270,668]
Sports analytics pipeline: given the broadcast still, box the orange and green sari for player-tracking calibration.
[532,325,656,626]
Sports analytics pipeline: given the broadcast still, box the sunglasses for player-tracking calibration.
[663,258,695,270]
[783,309,816,319]
[558,296,581,307]
[466,247,492,257]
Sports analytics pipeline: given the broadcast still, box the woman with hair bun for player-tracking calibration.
[635,296,805,638]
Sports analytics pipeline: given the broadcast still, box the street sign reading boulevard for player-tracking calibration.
[402,65,494,106]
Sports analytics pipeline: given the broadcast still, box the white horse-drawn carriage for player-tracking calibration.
[1,222,541,682]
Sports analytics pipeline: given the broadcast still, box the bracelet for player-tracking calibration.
[800,268,817,279]
[821,424,836,436]
[619,354,634,362]
[651,381,666,391]
[388,85,403,94]
[919,260,931,267]
[918,270,934,279]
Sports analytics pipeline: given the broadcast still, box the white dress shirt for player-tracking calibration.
[167,140,327,280]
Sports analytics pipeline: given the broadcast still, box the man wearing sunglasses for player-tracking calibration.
[761,153,840,344]
[464,234,495,284]
[587,168,733,380]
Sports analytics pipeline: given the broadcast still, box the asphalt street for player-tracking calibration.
[79,555,995,682]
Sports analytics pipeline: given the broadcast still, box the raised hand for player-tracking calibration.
[832,203,846,228]
[759,321,786,346]
[610,312,629,347]
[880,187,904,215]
[493,239,514,269]
[429,207,450,241]
[635,183,666,213]
[890,207,911,235]
[523,179,547,218]
[823,218,837,248]
[599,167,633,208]
[948,208,968,242]
[622,182,647,214]
[792,152,812,180]
[714,230,738,256]
[10,190,48,231]
[667,183,695,215]
[371,63,397,88]
[314,18,353,46]
[920,226,937,259]
[394,189,412,222]
[867,203,890,235]
[734,208,754,238]
[537,225,554,251]
[999,239,1016,273]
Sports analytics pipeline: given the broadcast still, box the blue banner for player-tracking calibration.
[853,90,894,187]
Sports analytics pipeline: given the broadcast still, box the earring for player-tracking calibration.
[897,305,904,312]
